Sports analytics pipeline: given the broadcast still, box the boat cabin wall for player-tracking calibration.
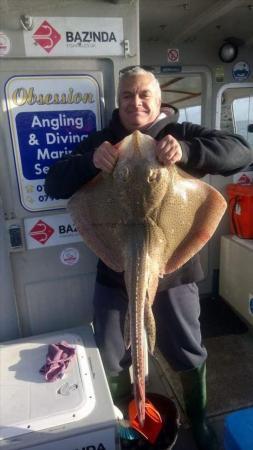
[0,0,139,342]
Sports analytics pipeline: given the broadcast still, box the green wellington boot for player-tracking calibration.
[107,369,132,402]
[180,362,219,450]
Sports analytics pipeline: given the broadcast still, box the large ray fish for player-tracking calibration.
[68,131,227,426]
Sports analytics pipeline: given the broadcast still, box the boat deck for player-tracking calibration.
[117,295,253,449]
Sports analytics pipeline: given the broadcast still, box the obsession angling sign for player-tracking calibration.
[23,17,124,56]
[5,75,101,211]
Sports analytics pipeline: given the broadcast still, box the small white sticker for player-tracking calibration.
[60,247,80,266]
[232,61,250,81]
[0,32,11,56]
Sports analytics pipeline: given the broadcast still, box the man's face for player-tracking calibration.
[118,74,161,132]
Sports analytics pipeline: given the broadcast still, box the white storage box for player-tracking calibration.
[219,235,253,327]
[0,325,119,450]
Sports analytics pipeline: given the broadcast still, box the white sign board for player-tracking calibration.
[5,75,101,211]
[24,213,82,249]
[23,17,124,57]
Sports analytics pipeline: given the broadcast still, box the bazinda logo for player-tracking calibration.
[66,31,117,43]
[29,220,54,244]
[33,21,61,53]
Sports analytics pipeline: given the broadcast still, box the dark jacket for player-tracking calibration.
[45,108,253,290]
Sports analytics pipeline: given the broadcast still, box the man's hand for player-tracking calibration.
[155,134,182,166]
[93,141,119,173]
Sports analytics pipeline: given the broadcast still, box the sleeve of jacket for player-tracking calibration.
[175,122,253,177]
[44,130,109,199]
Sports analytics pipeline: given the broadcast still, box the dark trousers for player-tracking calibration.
[93,281,207,375]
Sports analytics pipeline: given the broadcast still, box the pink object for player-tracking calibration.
[40,341,75,381]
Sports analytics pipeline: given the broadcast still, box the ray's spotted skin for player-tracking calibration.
[68,131,227,426]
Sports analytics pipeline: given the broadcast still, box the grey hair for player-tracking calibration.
[117,66,162,102]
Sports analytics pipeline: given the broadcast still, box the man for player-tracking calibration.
[45,67,253,450]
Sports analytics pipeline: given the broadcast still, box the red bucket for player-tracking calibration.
[227,184,253,239]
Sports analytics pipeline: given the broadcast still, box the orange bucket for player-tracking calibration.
[129,397,163,444]
[227,184,253,239]
[128,393,180,447]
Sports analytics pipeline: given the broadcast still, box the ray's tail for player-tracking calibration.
[124,224,153,427]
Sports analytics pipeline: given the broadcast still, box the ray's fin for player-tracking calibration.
[124,310,131,350]
[144,301,156,354]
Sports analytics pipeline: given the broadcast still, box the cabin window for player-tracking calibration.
[178,105,201,124]
[232,96,253,147]
[157,74,202,125]
[218,86,253,139]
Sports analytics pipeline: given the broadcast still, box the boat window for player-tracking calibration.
[217,86,253,136]
[157,74,202,124]
[232,96,253,147]
[178,105,201,124]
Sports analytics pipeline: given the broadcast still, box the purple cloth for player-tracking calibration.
[40,341,76,382]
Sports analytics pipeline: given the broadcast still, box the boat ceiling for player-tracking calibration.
[140,0,253,49]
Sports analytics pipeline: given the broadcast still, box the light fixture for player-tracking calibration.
[218,41,238,63]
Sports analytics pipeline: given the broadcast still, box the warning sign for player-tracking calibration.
[167,48,179,63]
